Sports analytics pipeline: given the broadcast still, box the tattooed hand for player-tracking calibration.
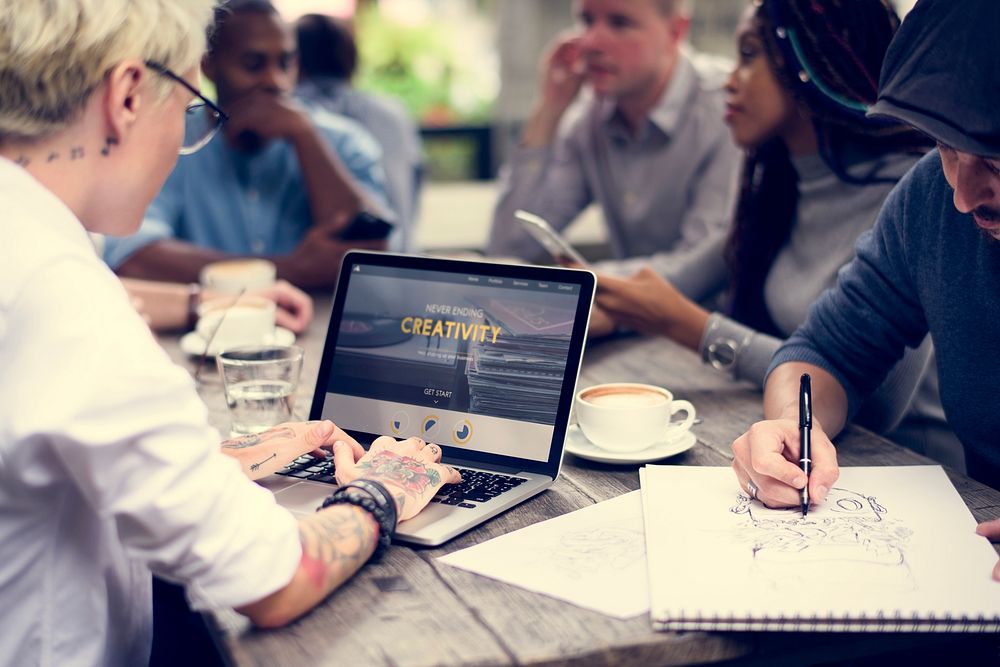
[332,436,462,521]
[220,420,364,480]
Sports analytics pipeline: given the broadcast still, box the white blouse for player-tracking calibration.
[0,159,300,666]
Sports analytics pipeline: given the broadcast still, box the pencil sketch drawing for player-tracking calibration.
[548,525,646,579]
[728,487,915,592]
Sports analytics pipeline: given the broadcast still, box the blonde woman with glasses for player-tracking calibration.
[0,3,459,665]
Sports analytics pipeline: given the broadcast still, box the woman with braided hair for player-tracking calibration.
[594,0,960,465]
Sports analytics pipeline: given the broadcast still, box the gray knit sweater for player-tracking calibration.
[689,151,955,451]
[696,152,918,381]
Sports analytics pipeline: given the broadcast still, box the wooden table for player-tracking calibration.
[160,298,1000,667]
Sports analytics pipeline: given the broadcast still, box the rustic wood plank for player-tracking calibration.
[421,479,752,667]
[213,545,510,667]
[579,334,766,461]
[560,442,733,502]
[154,297,1000,666]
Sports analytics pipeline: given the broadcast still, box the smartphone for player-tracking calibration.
[514,210,592,268]
[339,211,394,241]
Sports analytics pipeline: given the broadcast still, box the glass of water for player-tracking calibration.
[217,346,304,435]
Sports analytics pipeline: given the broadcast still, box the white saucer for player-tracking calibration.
[563,424,696,464]
[179,327,296,357]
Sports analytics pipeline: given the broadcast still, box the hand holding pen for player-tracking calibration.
[730,368,839,512]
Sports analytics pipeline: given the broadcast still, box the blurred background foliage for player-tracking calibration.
[274,0,914,180]
[353,0,498,126]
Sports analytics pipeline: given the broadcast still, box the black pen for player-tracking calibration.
[799,373,812,517]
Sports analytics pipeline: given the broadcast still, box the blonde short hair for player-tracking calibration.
[0,0,216,142]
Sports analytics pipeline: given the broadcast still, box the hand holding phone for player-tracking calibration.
[339,211,394,241]
[514,210,591,268]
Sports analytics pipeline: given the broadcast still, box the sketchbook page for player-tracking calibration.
[438,490,649,618]
[640,467,656,596]
[643,465,1000,631]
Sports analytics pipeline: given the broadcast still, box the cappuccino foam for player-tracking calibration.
[204,259,271,277]
[201,259,276,293]
[581,387,667,408]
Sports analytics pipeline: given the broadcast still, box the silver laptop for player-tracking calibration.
[262,251,595,546]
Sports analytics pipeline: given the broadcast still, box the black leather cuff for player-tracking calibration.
[319,479,398,562]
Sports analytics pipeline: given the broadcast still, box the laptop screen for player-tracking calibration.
[310,252,594,474]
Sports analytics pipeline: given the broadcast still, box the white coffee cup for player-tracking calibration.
[200,258,276,294]
[575,383,696,452]
[196,296,276,354]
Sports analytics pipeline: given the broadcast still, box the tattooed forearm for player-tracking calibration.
[250,453,277,472]
[298,506,377,588]
[222,433,261,449]
[221,426,295,449]
[353,451,441,494]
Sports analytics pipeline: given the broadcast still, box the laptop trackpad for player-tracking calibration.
[273,482,332,515]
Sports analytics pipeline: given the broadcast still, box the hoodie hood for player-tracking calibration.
[867,0,1000,158]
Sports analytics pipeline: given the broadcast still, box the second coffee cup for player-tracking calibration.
[575,382,696,452]
[200,258,276,294]
[196,296,276,355]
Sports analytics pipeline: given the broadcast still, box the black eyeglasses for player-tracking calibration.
[145,61,228,155]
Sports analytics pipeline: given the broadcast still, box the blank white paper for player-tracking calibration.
[438,491,649,618]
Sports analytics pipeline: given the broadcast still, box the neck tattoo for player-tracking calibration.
[11,143,95,167]
[100,136,119,156]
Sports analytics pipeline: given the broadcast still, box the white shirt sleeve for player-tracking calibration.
[4,252,300,610]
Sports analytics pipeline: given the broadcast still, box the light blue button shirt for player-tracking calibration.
[297,78,424,252]
[103,107,391,267]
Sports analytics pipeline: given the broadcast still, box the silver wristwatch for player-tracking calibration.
[700,313,754,375]
[705,337,740,371]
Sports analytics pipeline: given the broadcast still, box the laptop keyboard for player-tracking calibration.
[276,456,528,509]
[433,468,528,508]
[275,455,337,483]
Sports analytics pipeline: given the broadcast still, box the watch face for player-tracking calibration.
[708,339,738,371]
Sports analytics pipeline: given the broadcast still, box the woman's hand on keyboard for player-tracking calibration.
[333,436,462,520]
[221,420,360,480]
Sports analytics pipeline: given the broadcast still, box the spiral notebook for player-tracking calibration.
[640,465,1000,632]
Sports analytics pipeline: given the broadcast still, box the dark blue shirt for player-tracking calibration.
[771,150,1000,488]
